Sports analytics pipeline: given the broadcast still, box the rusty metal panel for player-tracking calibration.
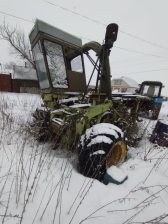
[12,80,19,93]
[64,70,86,92]
[0,74,12,92]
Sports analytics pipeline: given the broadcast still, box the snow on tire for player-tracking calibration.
[78,123,127,181]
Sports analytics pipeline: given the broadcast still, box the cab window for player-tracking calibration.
[65,47,83,73]
[43,40,68,89]
[141,84,160,97]
[32,41,50,89]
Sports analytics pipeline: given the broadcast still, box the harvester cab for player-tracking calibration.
[29,20,87,104]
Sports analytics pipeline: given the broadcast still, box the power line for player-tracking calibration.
[110,49,168,68]
[42,0,107,26]
[112,55,164,66]
[80,37,168,60]
[111,50,168,65]
[112,59,167,69]
[119,30,168,51]
[0,10,168,61]
[1,11,168,79]
[0,10,168,79]
[0,11,33,23]
[112,68,168,76]
[42,0,168,51]
[114,46,168,59]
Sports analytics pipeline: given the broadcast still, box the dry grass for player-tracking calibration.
[0,92,168,224]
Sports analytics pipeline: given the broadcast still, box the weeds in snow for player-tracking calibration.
[0,93,168,224]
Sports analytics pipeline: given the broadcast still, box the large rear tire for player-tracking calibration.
[78,123,127,181]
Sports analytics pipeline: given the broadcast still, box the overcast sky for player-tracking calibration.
[1,0,168,95]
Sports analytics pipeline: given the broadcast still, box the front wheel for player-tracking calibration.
[78,123,127,181]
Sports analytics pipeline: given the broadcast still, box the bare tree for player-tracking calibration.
[0,21,35,68]
[4,61,17,70]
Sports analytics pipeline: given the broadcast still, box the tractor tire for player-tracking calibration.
[152,103,162,120]
[78,123,127,181]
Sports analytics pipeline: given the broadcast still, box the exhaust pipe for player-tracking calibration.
[105,23,118,48]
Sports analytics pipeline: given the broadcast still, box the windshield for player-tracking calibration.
[140,84,160,97]
[43,40,68,89]
[32,41,50,89]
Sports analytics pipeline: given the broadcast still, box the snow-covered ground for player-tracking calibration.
[0,92,168,224]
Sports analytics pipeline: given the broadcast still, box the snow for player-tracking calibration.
[52,118,63,125]
[122,94,148,98]
[0,93,168,224]
[85,123,123,141]
[107,166,127,182]
[90,128,119,139]
[158,101,168,125]
[70,103,92,108]
[112,89,119,93]
[51,108,65,113]
[59,97,79,103]
[87,135,113,147]
[90,150,106,157]
[112,90,132,95]
[64,92,81,95]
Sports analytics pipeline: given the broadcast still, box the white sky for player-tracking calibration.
[1,0,168,95]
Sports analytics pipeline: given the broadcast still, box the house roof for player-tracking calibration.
[112,76,139,88]
[13,65,38,81]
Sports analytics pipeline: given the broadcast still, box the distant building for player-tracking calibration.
[12,65,40,94]
[88,85,95,94]
[0,65,40,94]
[111,76,139,93]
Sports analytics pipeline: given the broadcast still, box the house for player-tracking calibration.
[111,76,139,93]
[12,65,40,94]
[88,85,96,93]
[0,65,40,94]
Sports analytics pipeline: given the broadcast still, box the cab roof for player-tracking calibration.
[29,19,82,48]
[141,81,163,86]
